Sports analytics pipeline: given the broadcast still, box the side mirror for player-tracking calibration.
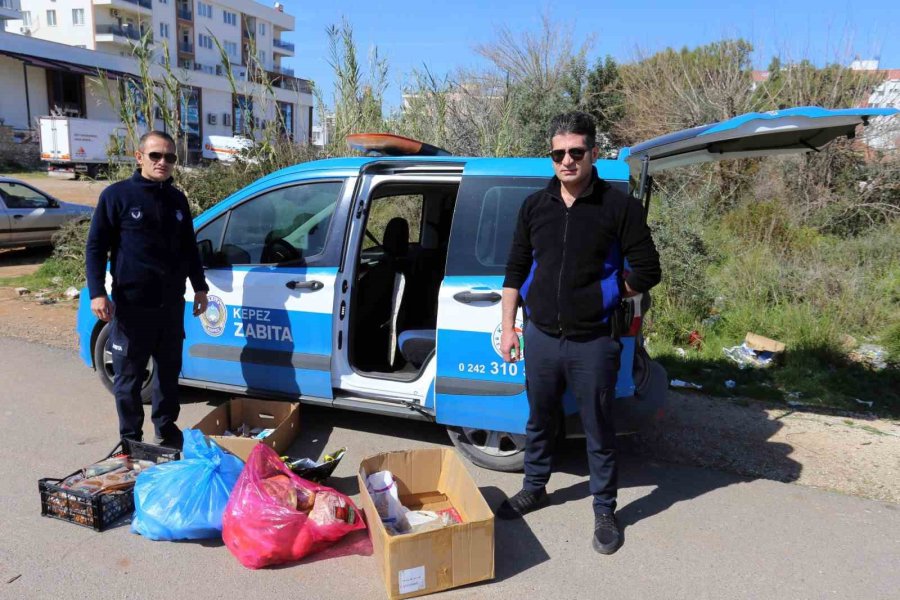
[197,239,214,268]
[49,198,60,208]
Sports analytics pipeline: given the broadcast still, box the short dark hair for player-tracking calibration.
[548,112,596,149]
[138,130,176,151]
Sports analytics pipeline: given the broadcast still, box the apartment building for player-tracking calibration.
[0,0,311,162]
[0,0,22,23]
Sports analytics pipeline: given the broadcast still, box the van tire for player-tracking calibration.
[93,321,154,405]
[446,426,526,472]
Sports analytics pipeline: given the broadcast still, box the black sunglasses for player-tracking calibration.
[549,147,589,163]
[146,151,178,164]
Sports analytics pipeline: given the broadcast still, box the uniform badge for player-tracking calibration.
[175,210,184,222]
[130,208,143,221]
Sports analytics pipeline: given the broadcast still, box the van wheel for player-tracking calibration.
[446,426,526,472]
[93,322,154,405]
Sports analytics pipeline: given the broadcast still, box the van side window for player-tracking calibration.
[446,177,546,277]
[219,181,344,266]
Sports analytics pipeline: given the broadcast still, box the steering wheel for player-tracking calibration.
[263,238,301,263]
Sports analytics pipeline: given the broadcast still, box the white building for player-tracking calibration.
[0,0,313,162]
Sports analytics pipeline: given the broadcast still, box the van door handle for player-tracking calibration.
[453,290,501,304]
[13,215,23,219]
[286,280,324,291]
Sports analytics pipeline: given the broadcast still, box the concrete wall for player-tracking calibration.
[5,0,96,49]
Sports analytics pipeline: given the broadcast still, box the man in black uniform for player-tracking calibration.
[86,131,208,449]
[497,112,661,554]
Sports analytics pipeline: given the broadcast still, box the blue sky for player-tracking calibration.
[280,0,898,111]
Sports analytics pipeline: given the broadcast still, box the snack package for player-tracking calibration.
[222,444,366,569]
[131,430,245,541]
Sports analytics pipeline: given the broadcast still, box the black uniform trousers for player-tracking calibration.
[110,301,185,445]
[522,322,621,516]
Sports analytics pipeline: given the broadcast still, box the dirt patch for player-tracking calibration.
[637,393,900,503]
[0,287,80,351]
[0,289,897,504]
[12,174,107,207]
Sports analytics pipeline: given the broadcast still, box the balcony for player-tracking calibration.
[95,23,152,44]
[272,38,294,54]
[178,41,193,54]
[0,0,21,21]
[93,0,152,16]
[176,7,192,21]
[270,64,294,77]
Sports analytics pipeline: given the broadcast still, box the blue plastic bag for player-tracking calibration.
[131,429,245,540]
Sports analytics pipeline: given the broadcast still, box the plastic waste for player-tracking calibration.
[222,443,365,569]
[670,379,703,390]
[366,470,410,532]
[131,429,244,541]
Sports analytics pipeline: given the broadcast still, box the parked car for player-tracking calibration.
[0,177,93,249]
[75,106,897,472]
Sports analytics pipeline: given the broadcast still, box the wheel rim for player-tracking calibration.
[460,428,526,458]
[103,339,154,389]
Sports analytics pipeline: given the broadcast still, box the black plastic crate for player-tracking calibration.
[39,439,180,531]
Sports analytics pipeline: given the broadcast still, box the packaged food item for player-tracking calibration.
[365,470,409,532]
[281,447,346,484]
[308,491,358,527]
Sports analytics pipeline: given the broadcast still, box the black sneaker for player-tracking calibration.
[592,513,623,554]
[496,488,549,520]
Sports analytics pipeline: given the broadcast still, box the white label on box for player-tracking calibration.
[398,565,426,595]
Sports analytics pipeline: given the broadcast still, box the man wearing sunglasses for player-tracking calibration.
[497,112,661,555]
[86,131,209,450]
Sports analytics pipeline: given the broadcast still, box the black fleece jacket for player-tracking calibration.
[86,170,208,309]
[503,169,661,338]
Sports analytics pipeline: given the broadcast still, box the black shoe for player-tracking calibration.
[496,488,549,520]
[152,435,183,451]
[592,513,623,554]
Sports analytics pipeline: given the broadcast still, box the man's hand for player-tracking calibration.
[192,291,208,317]
[91,296,114,322]
[500,327,521,363]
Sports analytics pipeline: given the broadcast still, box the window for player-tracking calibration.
[224,41,237,58]
[233,95,252,135]
[158,0,168,4]
[258,23,266,36]
[198,2,212,18]
[0,183,52,209]
[277,101,293,138]
[257,51,265,66]
[217,182,344,265]
[223,11,237,26]
[46,10,56,26]
[446,177,546,276]
[22,12,31,26]
[159,22,169,38]
[72,9,84,26]
[364,195,423,251]
[198,34,213,49]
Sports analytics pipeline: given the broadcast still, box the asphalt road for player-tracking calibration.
[1,337,898,599]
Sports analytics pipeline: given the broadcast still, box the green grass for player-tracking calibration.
[0,257,85,295]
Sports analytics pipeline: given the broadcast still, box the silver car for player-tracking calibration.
[0,177,93,249]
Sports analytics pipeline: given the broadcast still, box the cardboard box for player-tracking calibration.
[193,397,299,462]
[358,449,495,599]
[745,332,786,354]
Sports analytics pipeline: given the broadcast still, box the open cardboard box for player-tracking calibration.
[358,448,495,599]
[193,397,299,462]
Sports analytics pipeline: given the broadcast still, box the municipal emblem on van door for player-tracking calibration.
[492,320,524,359]
[175,209,184,222]
[200,294,226,337]
[130,208,142,221]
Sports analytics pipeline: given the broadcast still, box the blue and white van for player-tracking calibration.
[76,107,896,471]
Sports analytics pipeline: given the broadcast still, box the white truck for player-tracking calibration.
[39,117,129,178]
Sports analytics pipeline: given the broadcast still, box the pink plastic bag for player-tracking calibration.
[222,444,366,569]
